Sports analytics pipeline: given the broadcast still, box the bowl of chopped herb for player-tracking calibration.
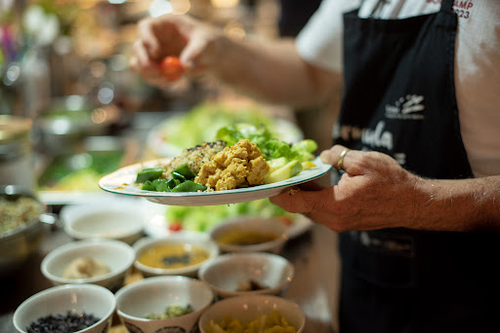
[0,185,48,278]
[13,283,116,333]
[115,275,214,333]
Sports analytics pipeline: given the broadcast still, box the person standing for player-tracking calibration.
[130,1,500,331]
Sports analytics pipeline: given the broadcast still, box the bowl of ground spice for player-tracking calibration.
[12,283,116,333]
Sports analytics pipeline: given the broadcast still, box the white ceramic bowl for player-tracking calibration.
[41,239,135,292]
[13,284,116,333]
[133,232,219,277]
[209,216,289,254]
[198,252,294,298]
[115,275,214,333]
[198,294,305,333]
[60,200,145,245]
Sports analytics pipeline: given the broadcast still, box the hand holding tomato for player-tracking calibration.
[159,56,184,81]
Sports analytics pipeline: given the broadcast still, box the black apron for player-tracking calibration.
[334,0,500,332]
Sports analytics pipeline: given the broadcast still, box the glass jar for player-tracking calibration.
[0,115,35,191]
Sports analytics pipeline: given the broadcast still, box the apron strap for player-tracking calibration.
[441,0,455,12]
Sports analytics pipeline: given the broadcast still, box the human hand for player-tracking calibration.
[129,14,224,87]
[270,145,423,232]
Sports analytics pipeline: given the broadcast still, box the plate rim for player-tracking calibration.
[98,156,332,204]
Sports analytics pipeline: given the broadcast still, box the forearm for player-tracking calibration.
[412,175,500,231]
[207,35,340,108]
[130,14,341,107]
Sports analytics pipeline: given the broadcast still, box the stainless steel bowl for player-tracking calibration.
[34,95,121,154]
[0,185,48,277]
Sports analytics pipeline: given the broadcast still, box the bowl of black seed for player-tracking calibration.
[12,283,116,333]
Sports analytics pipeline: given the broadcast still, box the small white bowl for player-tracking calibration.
[198,294,305,333]
[13,284,116,333]
[41,238,135,292]
[133,232,219,277]
[115,275,214,333]
[209,216,289,254]
[60,200,144,245]
[198,252,294,298]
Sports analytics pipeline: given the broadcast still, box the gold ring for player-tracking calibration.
[337,148,350,170]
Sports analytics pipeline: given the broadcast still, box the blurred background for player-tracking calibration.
[0,0,337,201]
[1,3,342,331]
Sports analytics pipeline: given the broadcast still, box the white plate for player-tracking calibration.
[98,156,332,206]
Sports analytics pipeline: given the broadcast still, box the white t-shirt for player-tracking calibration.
[297,0,500,177]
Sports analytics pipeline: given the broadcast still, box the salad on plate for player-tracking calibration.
[147,102,303,157]
[135,123,318,194]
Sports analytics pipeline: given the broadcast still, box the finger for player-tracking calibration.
[320,145,348,167]
[132,39,155,69]
[179,35,208,71]
[297,182,325,192]
[270,187,335,215]
[320,145,362,175]
[138,19,162,60]
[128,56,138,72]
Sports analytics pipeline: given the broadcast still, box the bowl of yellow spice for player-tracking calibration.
[199,294,305,333]
[132,232,219,277]
[40,238,135,292]
[209,216,289,254]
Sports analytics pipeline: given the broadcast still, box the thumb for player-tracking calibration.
[179,36,210,72]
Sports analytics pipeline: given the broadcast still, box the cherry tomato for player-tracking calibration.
[168,221,183,232]
[279,216,293,227]
[159,56,184,81]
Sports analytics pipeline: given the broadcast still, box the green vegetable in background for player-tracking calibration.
[166,199,294,232]
[38,150,124,191]
[160,103,275,149]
